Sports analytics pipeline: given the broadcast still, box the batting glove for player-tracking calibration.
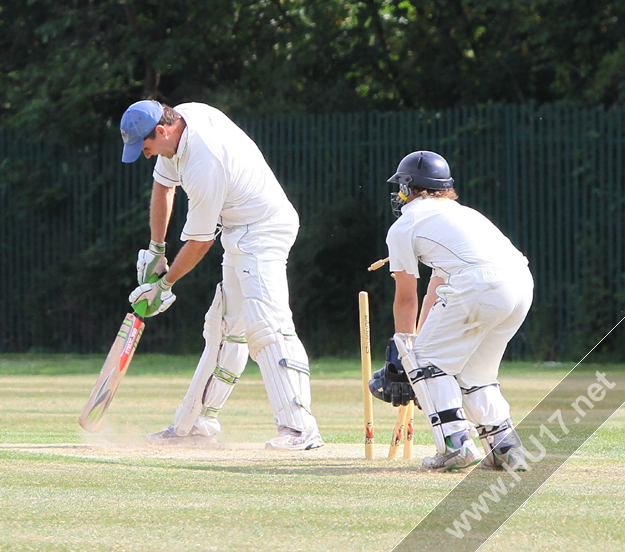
[137,240,169,285]
[129,276,176,317]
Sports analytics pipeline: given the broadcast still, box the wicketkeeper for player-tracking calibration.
[119,100,323,451]
[376,150,532,471]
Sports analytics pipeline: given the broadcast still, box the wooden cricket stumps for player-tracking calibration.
[359,291,375,459]
[365,257,418,460]
[388,401,414,459]
[403,401,414,459]
[360,283,414,461]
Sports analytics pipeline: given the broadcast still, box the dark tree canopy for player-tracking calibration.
[1,0,624,146]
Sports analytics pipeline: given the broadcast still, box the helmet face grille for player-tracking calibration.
[390,192,405,218]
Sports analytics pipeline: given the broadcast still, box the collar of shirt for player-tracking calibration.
[400,195,425,214]
[174,122,190,161]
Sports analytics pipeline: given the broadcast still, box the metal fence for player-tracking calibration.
[1,105,624,359]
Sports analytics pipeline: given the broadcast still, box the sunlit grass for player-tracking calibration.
[0,356,623,551]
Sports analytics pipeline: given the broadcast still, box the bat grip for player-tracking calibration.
[133,300,148,319]
[132,273,160,319]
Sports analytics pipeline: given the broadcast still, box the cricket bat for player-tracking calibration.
[78,276,156,432]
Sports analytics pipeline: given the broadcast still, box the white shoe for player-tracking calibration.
[478,420,528,471]
[486,445,529,472]
[265,426,324,451]
[422,438,481,472]
[146,425,219,447]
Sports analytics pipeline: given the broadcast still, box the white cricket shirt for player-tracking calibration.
[386,197,527,280]
[153,103,290,241]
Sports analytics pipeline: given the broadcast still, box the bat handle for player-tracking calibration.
[132,273,160,319]
[133,300,148,319]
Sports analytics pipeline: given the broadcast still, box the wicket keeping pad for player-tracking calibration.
[369,338,418,407]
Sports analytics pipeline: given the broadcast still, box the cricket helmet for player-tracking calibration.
[388,151,454,217]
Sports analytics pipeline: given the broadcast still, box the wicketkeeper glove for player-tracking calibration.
[369,338,419,408]
[137,240,169,285]
[129,276,176,317]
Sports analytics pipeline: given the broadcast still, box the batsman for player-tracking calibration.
[375,150,532,471]
[119,100,323,451]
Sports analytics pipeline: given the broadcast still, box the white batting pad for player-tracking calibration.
[243,298,316,431]
[174,283,225,435]
[461,384,511,427]
[202,283,226,347]
[475,418,524,468]
[394,333,468,454]
[194,341,249,436]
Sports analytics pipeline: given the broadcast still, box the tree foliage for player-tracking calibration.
[1,1,624,146]
[2,2,624,357]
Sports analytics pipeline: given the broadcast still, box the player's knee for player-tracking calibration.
[203,283,225,346]
[242,298,282,360]
[461,383,510,427]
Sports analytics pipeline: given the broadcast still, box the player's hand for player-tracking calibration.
[129,276,176,317]
[137,241,169,285]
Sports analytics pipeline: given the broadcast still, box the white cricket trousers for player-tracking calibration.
[219,204,300,337]
[414,264,534,389]
[192,204,315,438]
[214,204,317,431]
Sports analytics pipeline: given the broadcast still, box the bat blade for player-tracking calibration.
[78,312,145,432]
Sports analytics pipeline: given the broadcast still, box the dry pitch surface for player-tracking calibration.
[0,359,624,552]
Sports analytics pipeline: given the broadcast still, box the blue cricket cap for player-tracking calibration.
[120,100,164,163]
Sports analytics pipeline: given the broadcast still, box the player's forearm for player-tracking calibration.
[394,297,419,333]
[166,240,213,284]
[150,181,176,243]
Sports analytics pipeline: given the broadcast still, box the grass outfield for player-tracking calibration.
[0,355,623,552]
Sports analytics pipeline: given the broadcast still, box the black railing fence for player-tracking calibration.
[1,105,623,360]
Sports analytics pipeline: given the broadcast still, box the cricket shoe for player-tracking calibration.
[422,435,482,472]
[146,425,219,447]
[265,426,324,451]
[482,444,529,472]
[478,420,528,471]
